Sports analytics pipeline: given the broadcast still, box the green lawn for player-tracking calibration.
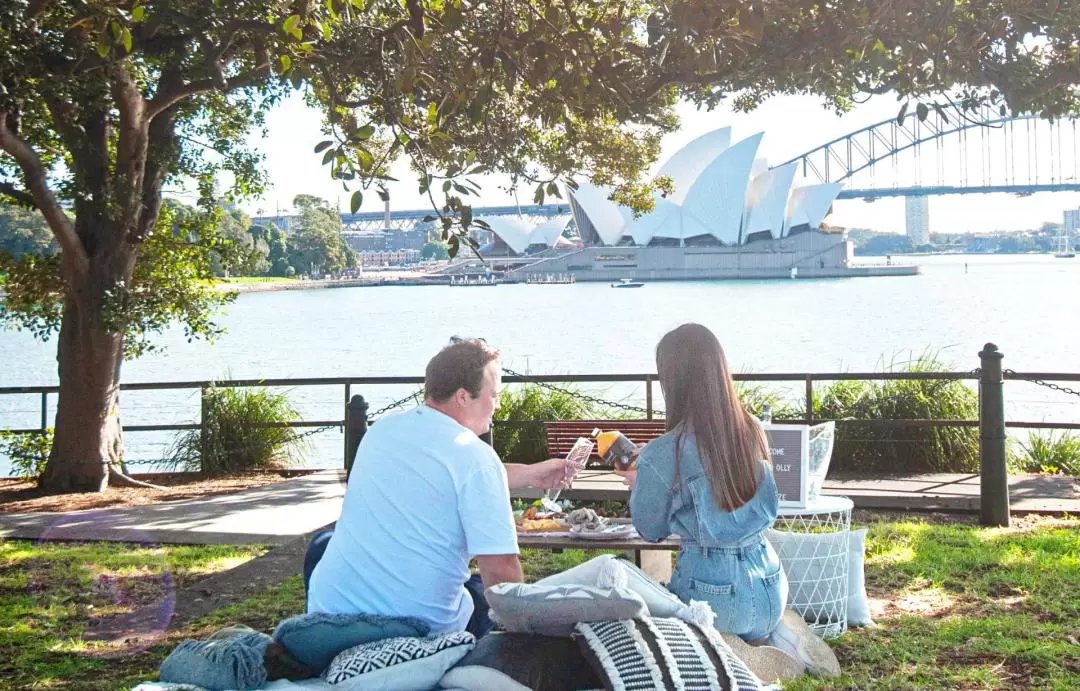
[1,514,1077,690]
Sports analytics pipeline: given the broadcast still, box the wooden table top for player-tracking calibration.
[517,532,680,551]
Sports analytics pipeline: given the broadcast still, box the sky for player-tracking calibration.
[190,91,1080,235]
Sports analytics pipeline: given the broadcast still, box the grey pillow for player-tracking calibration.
[486,582,647,637]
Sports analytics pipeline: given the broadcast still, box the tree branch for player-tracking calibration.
[0,111,89,277]
[147,41,271,120]
[0,181,38,208]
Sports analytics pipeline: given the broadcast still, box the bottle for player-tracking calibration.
[592,427,638,470]
[760,403,773,424]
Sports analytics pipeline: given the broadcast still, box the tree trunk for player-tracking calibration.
[38,291,125,493]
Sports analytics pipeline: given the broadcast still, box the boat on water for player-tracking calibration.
[611,278,645,288]
[1053,228,1075,258]
[449,274,498,286]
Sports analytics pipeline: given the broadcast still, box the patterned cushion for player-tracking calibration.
[574,618,774,691]
[272,612,429,673]
[322,631,474,690]
[439,632,603,691]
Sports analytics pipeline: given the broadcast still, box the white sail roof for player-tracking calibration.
[681,133,763,244]
[785,184,843,235]
[566,184,626,245]
[745,162,798,240]
[561,128,843,247]
[658,128,732,204]
[529,217,571,247]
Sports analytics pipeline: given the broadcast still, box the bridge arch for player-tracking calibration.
[779,108,1080,198]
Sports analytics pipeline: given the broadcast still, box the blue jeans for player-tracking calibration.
[668,541,787,642]
[303,526,493,638]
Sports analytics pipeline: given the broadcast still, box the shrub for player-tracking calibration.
[0,429,52,480]
[492,385,605,464]
[814,353,980,473]
[167,385,307,475]
[1011,431,1080,475]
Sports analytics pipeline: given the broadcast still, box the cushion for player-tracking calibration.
[486,582,647,637]
[574,617,772,691]
[537,554,716,628]
[765,529,849,625]
[439,632,602,691]
[323,631,474,690]
[846,528,874,627]
[272,613,430,673]
[159,625,272,690]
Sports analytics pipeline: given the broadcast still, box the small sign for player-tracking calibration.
[763,424,808,509]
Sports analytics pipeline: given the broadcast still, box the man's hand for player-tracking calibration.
[505,458,575,490]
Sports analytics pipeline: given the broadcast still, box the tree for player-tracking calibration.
[0,203,56,257]
[288,195,355,276]
[422,242,449,260]
[2,1,1080,492]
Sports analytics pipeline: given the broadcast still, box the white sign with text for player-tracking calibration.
[763,424,809,509]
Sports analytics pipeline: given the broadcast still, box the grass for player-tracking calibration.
[0,540,269,689]
[2,514,1077,690]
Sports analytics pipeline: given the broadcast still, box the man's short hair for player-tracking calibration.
[425,337,501,402]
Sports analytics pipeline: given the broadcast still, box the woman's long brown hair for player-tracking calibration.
[656,323,771,511]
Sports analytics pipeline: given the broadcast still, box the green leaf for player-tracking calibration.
[356,125,375,140]
[356,149,374,168]
[322,148,337,165]
[896,102,909,126]
[872,39,887,54]
[533,184,545,205]
[350,190,363,214]
[283,14,301,35]
[132,6,145,22]
[427,102,438,126]
[460,205,473,228]
[121,27,132,52]
[279,55,292,74]
[313,140,334,153]
[110,21,122,42]
[453,182,470,196]
[448,235,460,259]
[96,33,111,58]
[916,103,929,121]
[545,182,561,199]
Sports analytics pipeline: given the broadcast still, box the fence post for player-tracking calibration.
[978,343,1010,527]
[199,385,210,474]
[344,395,369,481]
[804,375,814,424]
[40,392,48,431]
[645,377,654,420]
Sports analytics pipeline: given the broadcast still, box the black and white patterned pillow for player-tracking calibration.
[575,618,774,691]
[323,631,475,689]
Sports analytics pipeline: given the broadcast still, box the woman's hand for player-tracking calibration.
[614,468,637,489]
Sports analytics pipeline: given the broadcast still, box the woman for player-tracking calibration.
[618,323,785,642]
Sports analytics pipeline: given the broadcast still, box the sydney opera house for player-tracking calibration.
[461,128,916,281]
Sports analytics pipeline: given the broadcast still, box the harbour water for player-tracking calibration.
[1,254,1077,475]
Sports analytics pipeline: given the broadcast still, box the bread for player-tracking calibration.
[517,518,566,533]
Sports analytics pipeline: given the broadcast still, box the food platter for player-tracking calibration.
[568,523,637,540]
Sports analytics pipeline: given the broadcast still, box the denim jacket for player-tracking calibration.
[630,427,786,640]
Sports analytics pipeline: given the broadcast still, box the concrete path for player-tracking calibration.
[1,470,1076,546]
[0,470,347,545]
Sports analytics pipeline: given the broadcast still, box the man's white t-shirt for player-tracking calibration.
[307,406,519,633]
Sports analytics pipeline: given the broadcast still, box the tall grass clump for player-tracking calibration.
[1011,431,1080,475]
[734,380,801,420]
[492,385,604,464]
[168,385,307,475]
[814,353,979,473]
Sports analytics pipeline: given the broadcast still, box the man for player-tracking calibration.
[305,337,573,636]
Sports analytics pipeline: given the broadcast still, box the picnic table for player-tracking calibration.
[517,531,679,582]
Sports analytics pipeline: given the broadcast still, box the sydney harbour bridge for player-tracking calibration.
[252,108,1080,233]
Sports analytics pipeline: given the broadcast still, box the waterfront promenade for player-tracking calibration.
[1,469,1075,546]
